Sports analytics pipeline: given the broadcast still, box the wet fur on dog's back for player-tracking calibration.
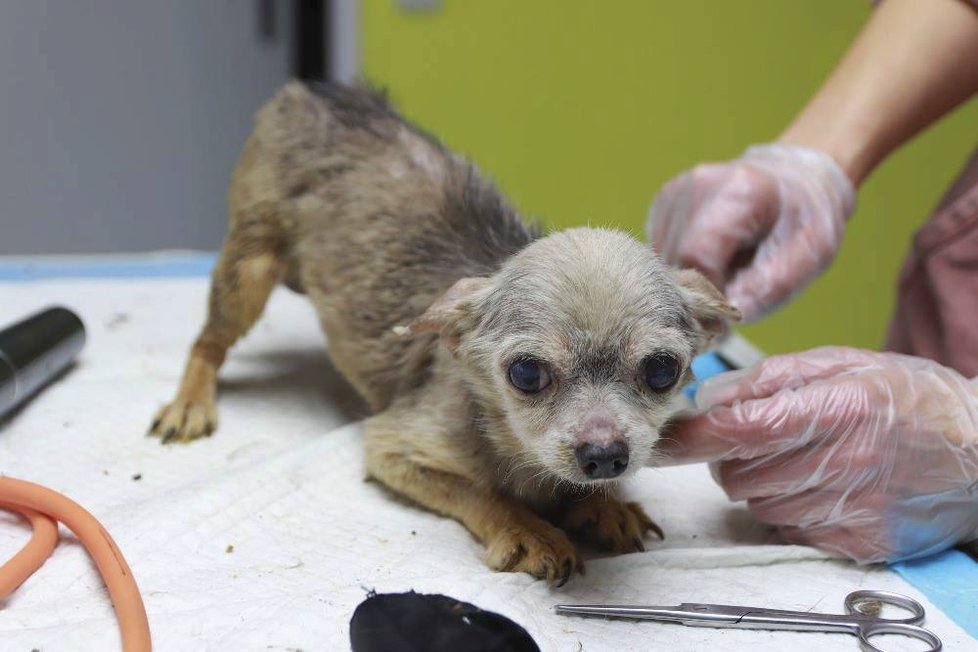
[152,81,740,585]
[232,82,538,411]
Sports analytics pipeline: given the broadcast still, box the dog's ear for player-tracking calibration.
[395,277,492,350]
[672,268,742,350]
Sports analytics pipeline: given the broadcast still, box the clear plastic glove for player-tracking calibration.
[658,347,978,564]
[647,144,856,322]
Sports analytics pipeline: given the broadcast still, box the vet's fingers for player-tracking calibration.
[647,174,688,258]
[718,456,823,501]
[649,164,728,262]
[695,346,878,409]
[723,256,799,325]
[716,438,882,501]
[674,168,781,289]
[661,379,879,464]
[654,406,799,464]
[654,411,785,464]
[723,228,823,323]
[648,163,774,290]
[653,415,731,464]
[747,489,899,564]
[725,222,839,322]
[778,524,888,565]
[655,396,810,463]
[745,488,884,528]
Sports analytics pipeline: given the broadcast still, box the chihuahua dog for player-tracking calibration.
[150,82,740,585]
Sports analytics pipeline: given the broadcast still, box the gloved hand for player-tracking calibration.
[647,144,856,322]
[658,347,978,564]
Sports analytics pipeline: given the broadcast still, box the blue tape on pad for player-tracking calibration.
[891,551,978,639]
[0,253,217,281]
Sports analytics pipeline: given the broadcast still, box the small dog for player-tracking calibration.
[151,82,740,585]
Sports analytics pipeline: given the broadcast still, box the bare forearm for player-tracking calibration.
[780,0,978,186]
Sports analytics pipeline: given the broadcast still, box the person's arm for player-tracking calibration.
[781,0,978,185]
[648,0,978,322]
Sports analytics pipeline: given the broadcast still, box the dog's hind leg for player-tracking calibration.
[150,212,285,443]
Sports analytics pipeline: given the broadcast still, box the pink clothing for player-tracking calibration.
[886,150,978,378]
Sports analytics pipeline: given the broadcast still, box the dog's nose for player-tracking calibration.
[575,441,629,479]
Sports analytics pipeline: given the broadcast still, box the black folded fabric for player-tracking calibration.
[350,591,541,652]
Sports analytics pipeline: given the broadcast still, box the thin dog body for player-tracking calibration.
[151,82,740,585]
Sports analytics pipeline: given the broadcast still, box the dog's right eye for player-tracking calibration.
[507,359,552,394]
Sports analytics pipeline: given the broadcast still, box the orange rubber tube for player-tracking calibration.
[0,502,58,598]
[0,477,151,651]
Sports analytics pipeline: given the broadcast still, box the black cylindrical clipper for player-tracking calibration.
[0,307,86,421]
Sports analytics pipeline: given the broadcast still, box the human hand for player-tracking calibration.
[657,347,978,563]
[647,144,856,322]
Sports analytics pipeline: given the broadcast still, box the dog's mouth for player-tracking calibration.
[571,475,624,488]
[550,459,633,487]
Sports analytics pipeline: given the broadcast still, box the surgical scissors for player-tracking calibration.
[555,589,942,651]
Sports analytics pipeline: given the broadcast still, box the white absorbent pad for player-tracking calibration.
[1,276,975,651]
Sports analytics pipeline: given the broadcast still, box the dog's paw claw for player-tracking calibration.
[555,558,574,587]
[564,498,662,554]
[485,522,583,587]
[149,398,217,444]
[648,520,665,541]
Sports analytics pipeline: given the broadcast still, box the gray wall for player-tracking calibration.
[0,1,295,254]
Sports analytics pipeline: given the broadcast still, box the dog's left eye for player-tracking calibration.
[642,354,681,391]
[507,359,552,394]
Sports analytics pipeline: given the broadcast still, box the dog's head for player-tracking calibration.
[404,227,740,485]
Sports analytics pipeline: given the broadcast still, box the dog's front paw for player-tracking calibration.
[563,496,663,554]
[484,520,583,587]
[149,397,217,444]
